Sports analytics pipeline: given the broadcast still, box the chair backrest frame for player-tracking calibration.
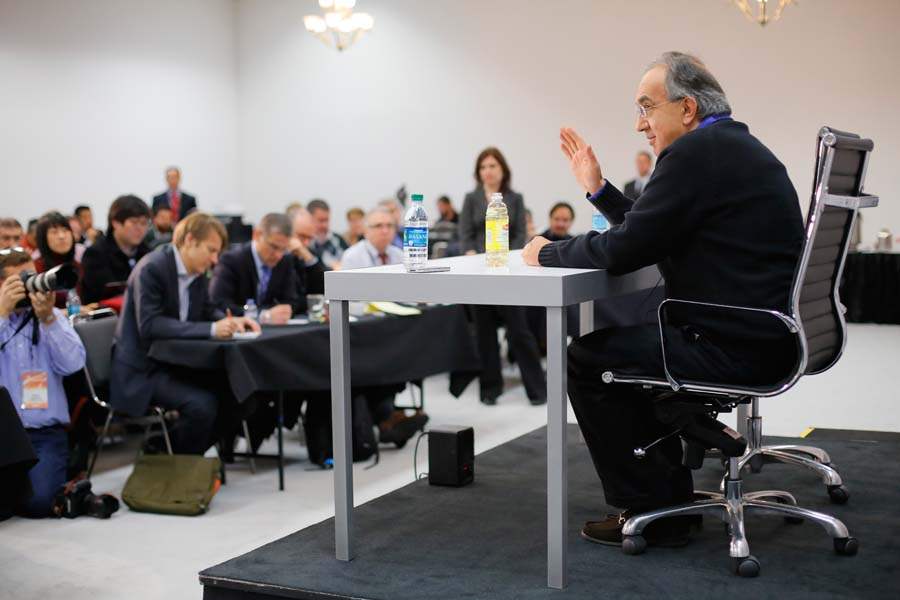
[72,309,118,408]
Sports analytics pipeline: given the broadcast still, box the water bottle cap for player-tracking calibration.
[411,194,423,202]
[490,193,503,201]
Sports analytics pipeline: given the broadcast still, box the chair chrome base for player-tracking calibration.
[726,399,849,504]
[622,457,858,577]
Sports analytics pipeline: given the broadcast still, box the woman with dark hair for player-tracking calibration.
[33,211,93,310]
[458,147,546,406]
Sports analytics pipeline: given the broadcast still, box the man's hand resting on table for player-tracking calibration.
[214,311,262,339]
[261,304,292,325]
[522,236,551,266]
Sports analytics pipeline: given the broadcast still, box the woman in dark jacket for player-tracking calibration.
[33,211,93,311]
[458,147,546,405]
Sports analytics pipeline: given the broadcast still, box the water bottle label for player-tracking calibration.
[403,226,428,248]
[485,220,509,252]
[592,212,609,232]
[67,304,80,317]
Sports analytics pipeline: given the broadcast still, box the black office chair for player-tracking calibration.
[603,127,877,576]
[73,309,173,479]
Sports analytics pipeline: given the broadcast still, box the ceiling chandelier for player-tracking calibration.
[733,0,794,26]
[303,0,374,52]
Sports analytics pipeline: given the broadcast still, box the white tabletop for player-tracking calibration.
[325,251,660,307]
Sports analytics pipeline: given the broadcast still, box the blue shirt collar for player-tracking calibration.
[698,113,733,129]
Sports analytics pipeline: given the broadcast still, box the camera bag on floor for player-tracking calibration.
[122,454,221,516]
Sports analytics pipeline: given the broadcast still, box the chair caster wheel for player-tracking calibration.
[828,485,849,504]
[834,537,859,556]
[748,454,764,474]
[733,555,760,577]
[622,535,646,555]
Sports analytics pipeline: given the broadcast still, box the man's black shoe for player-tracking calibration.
[480,391,500,406]
[379,411,429,448]
[581,510,692,547]
[529,395,547,406]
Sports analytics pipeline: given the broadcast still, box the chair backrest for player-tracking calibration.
[792,127,876,376]
[73,310,118,389]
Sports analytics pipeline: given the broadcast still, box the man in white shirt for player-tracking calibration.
[340,206,404,269]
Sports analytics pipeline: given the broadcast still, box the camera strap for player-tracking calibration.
[0,309,38,352]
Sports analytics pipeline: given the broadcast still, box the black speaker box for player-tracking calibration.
[428,425,474,487]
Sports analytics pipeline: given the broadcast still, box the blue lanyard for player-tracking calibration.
[698,113,733,129]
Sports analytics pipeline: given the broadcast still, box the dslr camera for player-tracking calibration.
[16,263,79,308]
[52,479,120,519]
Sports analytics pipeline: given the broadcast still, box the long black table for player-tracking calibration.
[840,251,900,324]
[148,304,480,488]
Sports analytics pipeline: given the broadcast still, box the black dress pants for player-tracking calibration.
[567,323,794,512]
[474,305,546,401]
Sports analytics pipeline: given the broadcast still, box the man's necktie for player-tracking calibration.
[171,191,181,221]
[379,252,388,265]
[258,265,272,302]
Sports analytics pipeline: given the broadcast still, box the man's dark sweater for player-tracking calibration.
[539,119,804,345]
[81,232,151,304]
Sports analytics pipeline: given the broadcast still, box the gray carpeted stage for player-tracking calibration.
[200,425,900,599]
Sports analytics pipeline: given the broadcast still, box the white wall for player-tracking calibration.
[0,0,240,226]
[1,0,897,243]
[236,0,900,241]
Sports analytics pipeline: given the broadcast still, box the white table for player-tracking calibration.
[325,251,660,589]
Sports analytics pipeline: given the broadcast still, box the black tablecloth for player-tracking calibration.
[149,305,480,401]
[839,252,900,324]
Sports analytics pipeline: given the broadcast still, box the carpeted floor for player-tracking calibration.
[201,425,900,600]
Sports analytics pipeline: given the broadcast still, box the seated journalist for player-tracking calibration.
[110,212,259,455]
[290,208,326,302]
[522,51,803,547]
[0,248,86,517]
[210,212,301,324]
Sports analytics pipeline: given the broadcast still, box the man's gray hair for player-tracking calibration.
[366,205,395,224]
[257,212,293,237]
[648,51,731,119]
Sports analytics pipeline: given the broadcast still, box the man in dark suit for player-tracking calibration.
[81,195,152,304]
[152,166,197,222]
[210,213,301,322]
[622,151,653,200]
[523,52,803,546]
[110,212,259,454]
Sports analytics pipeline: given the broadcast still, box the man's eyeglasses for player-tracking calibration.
[635,97,683,119]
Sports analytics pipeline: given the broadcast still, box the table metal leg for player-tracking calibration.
[277,392,285,491]
[330,300,353,561]
[578,300,594,337]
[546,305,568,589]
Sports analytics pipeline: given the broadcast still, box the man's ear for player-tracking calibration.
[682,96,699,126]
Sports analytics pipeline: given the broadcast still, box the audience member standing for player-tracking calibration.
[540,202,576,242]
[458,147,545,405]
[81,195,151,304]
[110,213,258,455]
[73,206,103,245]
[210,212,301,323]
[0,219,24,250]
[307,199,348,269]
[152,166,197,222]
[622,150,653,200]
[0,248,86,517]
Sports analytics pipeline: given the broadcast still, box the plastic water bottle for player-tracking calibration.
[243,299,258,321]
[592,208,609,233]
[485,192,509,267]
[66,289,81,318]
[403,193,428,271]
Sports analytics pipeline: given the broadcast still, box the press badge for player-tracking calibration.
[21,371,49,410]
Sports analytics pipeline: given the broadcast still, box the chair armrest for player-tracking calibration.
[657,298,800,393]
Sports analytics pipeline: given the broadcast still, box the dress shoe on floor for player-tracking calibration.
[581,510,693,547]
[379,411,429,448]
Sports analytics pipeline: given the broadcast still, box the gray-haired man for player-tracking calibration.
[523,52,803,546]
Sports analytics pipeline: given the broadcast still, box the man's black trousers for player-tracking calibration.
[567,323,794,512]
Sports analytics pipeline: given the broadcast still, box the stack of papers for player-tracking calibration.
[366,301,422,316]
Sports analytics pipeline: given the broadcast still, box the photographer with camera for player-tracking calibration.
[0,247,86,517]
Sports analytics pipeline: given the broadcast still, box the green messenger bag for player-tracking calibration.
[122,454,222,516]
